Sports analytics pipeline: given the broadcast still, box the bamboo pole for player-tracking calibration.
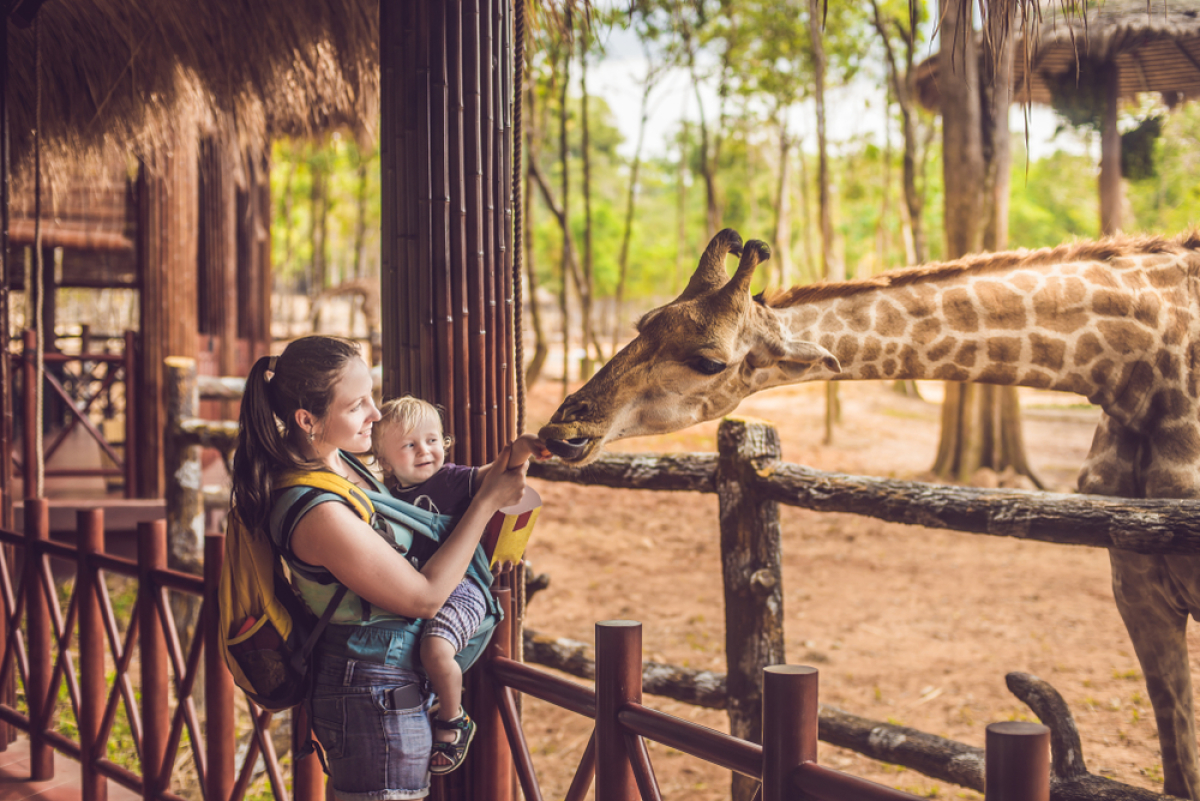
[448,0,470,450]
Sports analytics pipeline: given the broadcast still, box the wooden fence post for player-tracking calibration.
[204,534,234,801]
[25,497,52,779]
[985,721,1050,801]
[595,620,640,801]
[123,330,139,499]
[22,330,37,501]
[762,666,817,801]
[139,521,169,801]
[475,585,515,801]
[78,509,107,801]
[163,357,203,574]
[717,417,785,801]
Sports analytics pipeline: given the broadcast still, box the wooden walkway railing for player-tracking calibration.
[482,586,1050,800]
[0,493,321,801]
[13,329,139,498]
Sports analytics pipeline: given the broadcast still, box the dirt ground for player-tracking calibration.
[515,377,1191,799]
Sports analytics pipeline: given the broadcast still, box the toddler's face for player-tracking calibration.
[378,417,446,487]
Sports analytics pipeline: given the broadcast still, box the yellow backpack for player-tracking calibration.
[218,471,373,712]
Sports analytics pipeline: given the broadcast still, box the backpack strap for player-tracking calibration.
[288,582,349,676]
[277,470,375,523]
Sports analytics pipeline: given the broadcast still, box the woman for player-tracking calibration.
[231,335,527,800]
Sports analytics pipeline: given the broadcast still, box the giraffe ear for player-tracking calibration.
[782,341,841,375]
[746,337,840,375]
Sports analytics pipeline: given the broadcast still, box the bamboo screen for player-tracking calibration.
[380,0,516,468]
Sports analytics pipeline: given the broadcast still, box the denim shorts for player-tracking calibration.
[310,655,433,800]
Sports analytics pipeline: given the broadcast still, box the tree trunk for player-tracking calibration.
[1099,62,1122,236]
[690,53,721,239]
[771,119,793,289]
[932,0,1037,487]
[350,154,369,337]
[579,35,595,379]
[523,92,548,387]
[675,113,690,294]
[808,0,841,445]
[797,147,816,283]
[612,75,652,356]
[309,149,329,330]
[559,26,572,396]
[279,151,297,329]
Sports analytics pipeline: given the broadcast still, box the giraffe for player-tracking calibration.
[539,227,1200,799]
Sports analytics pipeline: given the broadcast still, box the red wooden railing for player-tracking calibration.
[13,329,139,498]
[0,491,322,801]
[482,587,1051,801]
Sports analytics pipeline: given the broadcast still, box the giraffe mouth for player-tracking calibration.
[543,437,592,462]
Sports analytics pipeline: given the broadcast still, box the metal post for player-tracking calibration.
[762,666,818,801]
[595,620,640,801]
[138,521,169,801]
[985,721,1050,801]
[78,509,107,801]
[25,497,52,778]
[204,535,234,801]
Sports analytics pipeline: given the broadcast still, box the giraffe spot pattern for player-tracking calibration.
[1073,332,1105,366]
[942,288,978,332]
[1030,332,1066,371]
[926,336,957,363]
[976,281,1028,330]
[987,337,1023,364]
[1098,321,1154,356]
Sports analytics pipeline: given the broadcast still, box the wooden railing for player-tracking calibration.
[0,493,324,801]
[13,329,139,497]
[482,586,1050,801]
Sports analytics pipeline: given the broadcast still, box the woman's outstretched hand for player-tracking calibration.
[476,443,527,510]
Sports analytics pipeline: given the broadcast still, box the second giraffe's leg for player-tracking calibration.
[1109,550,1200,800]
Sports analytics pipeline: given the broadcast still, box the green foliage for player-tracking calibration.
[1008,148,1098,247]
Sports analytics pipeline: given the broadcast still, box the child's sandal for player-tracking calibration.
[430,711,476,775]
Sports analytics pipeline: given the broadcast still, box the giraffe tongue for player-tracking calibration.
[545,438,590,461]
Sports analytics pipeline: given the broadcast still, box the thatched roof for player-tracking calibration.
[6,0,378,181]
[916,2,1200,110]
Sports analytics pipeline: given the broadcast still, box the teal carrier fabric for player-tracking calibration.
[268,453,500,674]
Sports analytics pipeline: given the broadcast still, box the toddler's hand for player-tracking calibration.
[479,444,527,509]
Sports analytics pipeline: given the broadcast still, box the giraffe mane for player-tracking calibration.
[764,230,1200,309]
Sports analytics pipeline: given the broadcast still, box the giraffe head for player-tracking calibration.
[539,229,840,464]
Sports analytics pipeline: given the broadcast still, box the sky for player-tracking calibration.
[580,13,1095,165]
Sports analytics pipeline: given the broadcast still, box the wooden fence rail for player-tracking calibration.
[483,587,1050,801]
[0,491,319,801]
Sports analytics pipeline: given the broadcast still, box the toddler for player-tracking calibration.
[371,396,548,775]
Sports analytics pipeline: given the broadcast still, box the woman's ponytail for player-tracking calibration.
[229,336,363,531]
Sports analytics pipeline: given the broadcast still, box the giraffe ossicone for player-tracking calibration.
[540,227,1200,800]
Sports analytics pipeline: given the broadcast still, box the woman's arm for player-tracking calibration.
[292,445,527,619]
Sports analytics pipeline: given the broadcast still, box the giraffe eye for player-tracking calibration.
[690,357,727,376]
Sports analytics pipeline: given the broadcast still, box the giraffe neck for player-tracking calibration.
[774,250,1190,428]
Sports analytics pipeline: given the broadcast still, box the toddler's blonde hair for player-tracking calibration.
[371,396,454,476]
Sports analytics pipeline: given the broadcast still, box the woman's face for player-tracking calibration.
[312,357,380,455]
